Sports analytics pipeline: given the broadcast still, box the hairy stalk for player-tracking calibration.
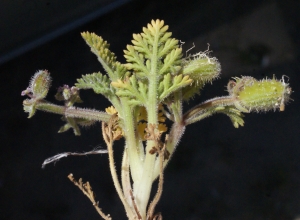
[101,120,136,219]
[152,121,186,180]
[34,101,111,122]
[183,96,235,124]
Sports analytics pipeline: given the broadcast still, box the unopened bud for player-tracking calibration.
[30,70,51,100]
[231,76,291,112]
[181,52,220,101]
[182,52,221,84]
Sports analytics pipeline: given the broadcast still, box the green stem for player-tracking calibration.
[36,101,111,122]
[121,100,143,185]
[183,96,235,124]
[151,91,184,180]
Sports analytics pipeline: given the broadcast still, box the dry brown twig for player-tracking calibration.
[67,173,111,220]
[150,213,163,220]
[146,145,165,220]
[129,189,142,220]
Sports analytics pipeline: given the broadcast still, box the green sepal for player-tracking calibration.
[58,117,81,136]
[23,99,37,118]
[58,117,95,136]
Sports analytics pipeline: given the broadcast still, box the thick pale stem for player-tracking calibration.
[121,100,143,184]
[134,29,160,218]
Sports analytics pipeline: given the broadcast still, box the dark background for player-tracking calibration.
[1,0,300,219]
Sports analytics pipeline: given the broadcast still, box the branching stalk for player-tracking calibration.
[68,174,111,220]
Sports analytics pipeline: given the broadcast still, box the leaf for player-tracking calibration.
[159,48,182,75]
[131,33,152,57]
[58,117,81,136]
[158,73,193,101]
[217,106,245,128]
[123,19,182,79]
[182,81,204,101]
[75,72,114,98]
[158,38,179,58]
[123,45,150,78]
[111,75,148,106]
[81,32,127,81]
[58,117,96,136]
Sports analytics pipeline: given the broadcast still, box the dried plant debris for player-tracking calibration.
[42,148,108,168]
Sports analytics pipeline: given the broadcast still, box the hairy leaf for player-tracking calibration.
[111,75,148,106]
[81,32,127,80]
[75,72,114,98]
[158,73,193,101]
[124,19,182,80]
[218,107,244,128]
